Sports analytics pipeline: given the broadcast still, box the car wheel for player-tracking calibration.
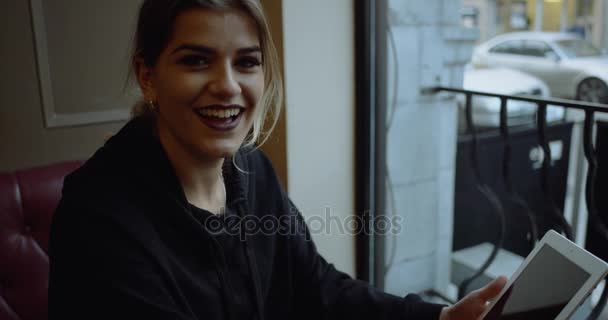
[577,78,608,104]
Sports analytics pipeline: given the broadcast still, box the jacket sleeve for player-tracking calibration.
[48,197,193,320]
[284,196,446,320]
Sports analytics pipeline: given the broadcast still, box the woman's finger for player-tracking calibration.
[475,276,507,301]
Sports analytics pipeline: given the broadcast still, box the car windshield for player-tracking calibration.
[554,39,602,58]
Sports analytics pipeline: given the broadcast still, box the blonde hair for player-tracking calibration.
[130,0,283,148]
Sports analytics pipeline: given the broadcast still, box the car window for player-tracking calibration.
[521,40,556,58]
[554,39,601,58]
[489,40,524,55]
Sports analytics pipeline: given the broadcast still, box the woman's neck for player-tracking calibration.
[156,124,226,214]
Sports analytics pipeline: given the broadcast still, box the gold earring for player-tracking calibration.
[148,99,156,110]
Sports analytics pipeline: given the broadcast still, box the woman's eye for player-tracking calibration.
[237,57,262,69]
[179,55,209,67]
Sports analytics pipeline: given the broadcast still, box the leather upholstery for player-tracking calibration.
[0,161,81,320]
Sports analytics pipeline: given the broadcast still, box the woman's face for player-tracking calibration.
[140,8,264,160]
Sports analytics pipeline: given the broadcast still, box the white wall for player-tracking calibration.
[384,0,477,296]
[281,0,356,276]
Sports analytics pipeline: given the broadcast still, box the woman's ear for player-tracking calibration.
[134,57,157,101]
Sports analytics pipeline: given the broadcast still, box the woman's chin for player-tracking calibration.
[198,141,243,159]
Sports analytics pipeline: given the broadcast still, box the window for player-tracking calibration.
[490,40,558,59]
[489,40,524,55]
[460,5,479,28]
[554,39,601,58]
[521,40,556,58]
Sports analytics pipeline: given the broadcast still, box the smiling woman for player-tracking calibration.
[134,7,268,211]
[126,0,283,213]
[47,1,503,320]
[131,0,282,151]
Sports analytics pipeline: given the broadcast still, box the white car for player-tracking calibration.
[472,32,608,104]
[458,67,563,130]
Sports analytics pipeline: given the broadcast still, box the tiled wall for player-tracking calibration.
[383,0,478,297]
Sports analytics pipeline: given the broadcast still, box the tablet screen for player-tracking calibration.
[483,244,590,319]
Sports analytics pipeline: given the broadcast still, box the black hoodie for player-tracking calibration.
[48,116,445,320]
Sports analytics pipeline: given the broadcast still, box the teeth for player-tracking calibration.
[198,108,241,119]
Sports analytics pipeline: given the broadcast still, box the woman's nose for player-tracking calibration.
[208,62,241,99]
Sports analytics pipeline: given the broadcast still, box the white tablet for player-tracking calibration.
[480,229,608,320]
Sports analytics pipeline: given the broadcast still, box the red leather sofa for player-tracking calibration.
[0,161,82,320]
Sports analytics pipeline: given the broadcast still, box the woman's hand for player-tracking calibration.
[439,276,507,320]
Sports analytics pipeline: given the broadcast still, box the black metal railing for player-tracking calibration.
[429,86,608,319]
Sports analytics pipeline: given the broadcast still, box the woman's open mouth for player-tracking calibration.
[194,105,244,131]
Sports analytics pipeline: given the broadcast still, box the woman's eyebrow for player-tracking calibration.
[237,46,261,54]
[171,44,215,55]
[170,44,261,55]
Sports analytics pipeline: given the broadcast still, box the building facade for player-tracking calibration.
[462,0,607,50]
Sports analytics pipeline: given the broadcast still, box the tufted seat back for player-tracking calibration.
[0,161,81,320]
